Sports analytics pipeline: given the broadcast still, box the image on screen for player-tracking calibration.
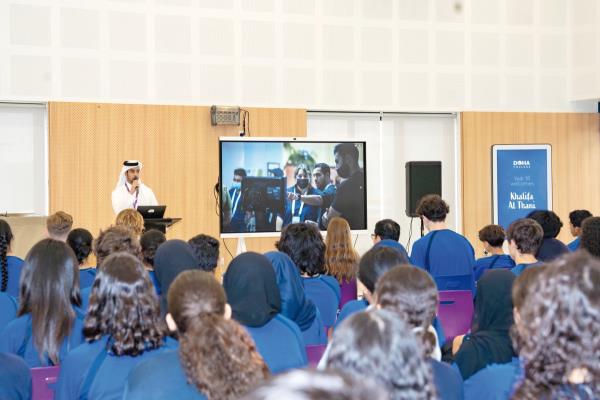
[219,139,367,235]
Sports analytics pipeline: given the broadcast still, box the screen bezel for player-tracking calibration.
[219,137,368,238]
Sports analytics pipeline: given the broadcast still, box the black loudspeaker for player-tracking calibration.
[405,161,442,217]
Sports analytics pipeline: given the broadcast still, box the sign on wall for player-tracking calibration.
[492,144,552,229]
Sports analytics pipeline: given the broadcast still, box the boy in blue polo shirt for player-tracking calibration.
[473,224,515,281]
[507,218,544,276]
[567,209,592,251]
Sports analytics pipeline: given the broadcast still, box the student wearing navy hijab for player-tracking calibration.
[526,210,569,262]
[567,209,592,251]
[67,228,97,289]
[0,353,31,400]
[153,239,199,313]
[410,195,475,291]
[0,219,24,298]
[473,225,515,281]
[0,239,84,367]
[140,229,166,295]
[124,270,269,400]
[276,223,341,327]
[452,269,517,380]
[55,252,175,400]
[223,252,308,373]
[265,251,327,345]
[507,219,544,277]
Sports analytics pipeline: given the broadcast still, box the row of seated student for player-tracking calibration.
[0,200,599,398]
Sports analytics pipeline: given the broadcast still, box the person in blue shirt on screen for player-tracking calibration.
[526,210,569,262]
[567,209,592,252]
[507,218,544,277]
[283,164,320,227]
[410,195,475,291]
[371,218,410,260]
[124,270,269,400]
[288,162,337,229]
[67,228,97,289]
[227,168,247,232]
[473,224,515,281]
[0,219,24,298]
[223,252,308,374]
[55,252,175,400]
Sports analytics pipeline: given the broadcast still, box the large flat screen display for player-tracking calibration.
[220,138,367,236]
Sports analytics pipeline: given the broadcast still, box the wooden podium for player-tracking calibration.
[144,217,182,234]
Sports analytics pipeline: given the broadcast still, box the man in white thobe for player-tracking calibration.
[111,160,158,214]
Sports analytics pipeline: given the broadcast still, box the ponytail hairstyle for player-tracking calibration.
[0,219,13,292]
[168,270,269,400]
[18,239,80,365]
[375,265,439,357]
[67,228,93,265]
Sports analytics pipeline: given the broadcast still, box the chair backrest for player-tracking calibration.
[31,366,60,400]
[437,290,474,341]
[339,278,357,309]
[305,344,328,368]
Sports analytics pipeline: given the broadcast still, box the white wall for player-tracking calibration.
[569,0,600,102]
[1,0,596,111]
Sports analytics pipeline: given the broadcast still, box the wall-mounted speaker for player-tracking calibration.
[405,161,442,217]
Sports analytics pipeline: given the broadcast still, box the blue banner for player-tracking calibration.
[494,146,551,229]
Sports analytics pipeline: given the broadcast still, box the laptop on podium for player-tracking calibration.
[137,205,166,220]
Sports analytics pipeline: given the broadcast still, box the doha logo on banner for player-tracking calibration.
[492,144,552,229]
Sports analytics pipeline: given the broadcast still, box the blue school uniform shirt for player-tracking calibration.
[301,309,327,345]
[244,314,307,374]
[302,275,341,327]
[464,358,521,400]
[473,255,515,281]
[431,359,464,400]
[567,237,581,252]
[0,311,85,367]
[511,262,541,277]
[55,335,177,400]
[283,186,321,226]
[410,230,475,291]
[5,255,24,298]
[79,268,97,289]
[536,238,569,262]
[0,352,32,400]
[0,291,18,331]
[147,270,161,295]
[335,299,369,328]
[123,349,206,400]
[80,286,92,312]
[374,239,410,262]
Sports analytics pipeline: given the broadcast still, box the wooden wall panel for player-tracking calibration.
[48,102,306,266]
[461,112,600,256]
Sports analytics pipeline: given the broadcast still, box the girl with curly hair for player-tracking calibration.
[67,228,96,289]
[324,217,359,308]
[375,265,463,400]
[512,252,600,399]
[0,239,84,367]
[326,308,437,400]
[55,252,173,400]
[124,270,270,400]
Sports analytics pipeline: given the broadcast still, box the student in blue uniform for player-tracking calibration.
[140,229,166,295]
[507,218,544,276]
[265,251,327,345]
[410,195,475,291]
[124,270,269,400]
[473,224,515,281]
[376,266,463,400]
[567,210,592,251]
[335,245,408,328]
[55,252,174,400]
[0,291,17,330]
[371,218,410,260]
[283,165,320,226]
[326,309,437,400]
[0,239,84,367]
[67,228,97,289]
[227,168,247,232]
[153,239,198,313]
[511,252,599,398]
[0,352,32,400]
[276,223,340,327]
[581,216,600,259]
[188,233,220,272]
[526,210,569,262]
[80,226,144,311]
[0,219,24,298]
[223,252,308,373]
[452,270,516,380]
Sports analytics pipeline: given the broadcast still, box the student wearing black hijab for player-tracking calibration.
[153,239,198,313]
[452,269,516,380]
[223,252,308,373]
